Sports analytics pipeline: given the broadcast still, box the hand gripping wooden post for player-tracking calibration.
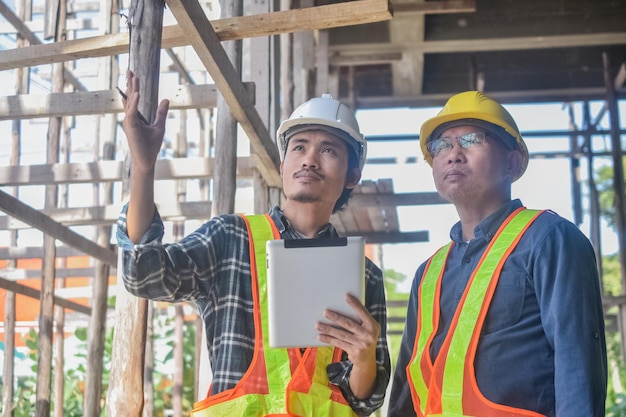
[106,0,165,415]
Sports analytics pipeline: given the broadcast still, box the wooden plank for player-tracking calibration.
[392,0,475,14]
[0,246,85,259]
[345,230,430,244]
[0,276,92,316]
[376,178,399,231]
[0,83,252,121]
[0,189,117,266]
[165,0,282,188]
[0,267,116,278]
[330,32,626,59]
[0,0,393,72]
[0,156,255,186]
[0,201,212,229]
[349,192,449,206]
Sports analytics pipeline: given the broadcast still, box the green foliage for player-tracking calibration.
[383,268,411,372]
[607,393,626,417]
[591,159,626,413]
[1,305,198,416]
[596,163,621,230]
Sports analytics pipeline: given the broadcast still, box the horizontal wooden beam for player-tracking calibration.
[344,230,430,244]
[0,157,255,186]
[351,87,626,109]
[0,267,116,279]
[330,32,626,63]
[0,83,252,121]
[0,189,117,266]
[0,201,213,229]
[348,192,449,207]
[0,275,92,316]
[392,0,475,14]
[0,0,393,71]
[0,246,85,259]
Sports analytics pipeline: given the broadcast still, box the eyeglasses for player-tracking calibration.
[426,131,487,157]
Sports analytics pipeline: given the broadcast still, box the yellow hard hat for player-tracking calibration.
[420,91,529,181]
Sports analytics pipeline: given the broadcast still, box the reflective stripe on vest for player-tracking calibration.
[192,214,356,417]
[407,208,546,417]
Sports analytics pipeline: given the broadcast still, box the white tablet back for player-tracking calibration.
[266,236,366,348]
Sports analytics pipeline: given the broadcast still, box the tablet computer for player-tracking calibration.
[266,236,366,348]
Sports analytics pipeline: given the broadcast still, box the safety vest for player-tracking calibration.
[192,214,357,417]
[407,207,547,417]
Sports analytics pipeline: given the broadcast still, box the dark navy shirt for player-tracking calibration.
[389,199,607,417]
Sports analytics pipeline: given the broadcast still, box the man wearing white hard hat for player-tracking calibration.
[116,71,390,416]
[389,91,606,417]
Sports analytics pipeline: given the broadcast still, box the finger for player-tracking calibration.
[345,294,375,325]
[154,99,170,127]
[316,322,355,348]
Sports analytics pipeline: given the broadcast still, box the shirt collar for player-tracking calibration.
[450,199,523,243]
[268,205,338,239]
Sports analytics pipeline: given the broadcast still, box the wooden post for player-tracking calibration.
[85,1,119,415]
[107,0,165,415]
[280,0,294,121]
[142,302,155,417]
[603,52,626,364]
[36,0,66,414]
[2,0,28,414]
[171,88,188,417]
[211,0,243,218]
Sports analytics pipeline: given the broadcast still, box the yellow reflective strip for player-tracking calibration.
[288,390,357,417]
[441,210,539,415]
[245,215,291,402]
[192,393,269,417]
[408,243,451,413]
[307,347,334,399]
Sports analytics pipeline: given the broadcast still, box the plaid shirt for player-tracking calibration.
[117,205,390,415]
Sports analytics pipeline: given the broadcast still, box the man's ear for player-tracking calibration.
[345,167,361,189]
[279,161,284,178]
[506,150,524,179]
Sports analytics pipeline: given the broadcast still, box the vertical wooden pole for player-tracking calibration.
[37,0,66,414]
[53,116,72,417]
[85,2,119,416]
[583,101,604,290]
[603,52,626,364]
[107,0,164,415]
[142,303,155,417]
[280,0,294,122]
[2,0,28,414]
[172,94,188,417]
[211,0,243,218]
[248,0,272,213]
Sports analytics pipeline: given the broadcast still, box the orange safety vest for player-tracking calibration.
[407,207,547,417]
[192,214,357,417]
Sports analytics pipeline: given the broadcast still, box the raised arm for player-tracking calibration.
[120,70,170,243]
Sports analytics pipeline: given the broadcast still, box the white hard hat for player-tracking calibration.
[276,94,367,170]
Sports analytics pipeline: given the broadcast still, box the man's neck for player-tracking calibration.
[455,198,511,241]
[282,200,333,238]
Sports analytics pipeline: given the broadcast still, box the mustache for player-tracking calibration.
[294,168,323,180]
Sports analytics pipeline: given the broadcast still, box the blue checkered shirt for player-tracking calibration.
[117,205,390,415]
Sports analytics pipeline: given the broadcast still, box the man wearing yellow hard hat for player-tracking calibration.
[389,91,607,417]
